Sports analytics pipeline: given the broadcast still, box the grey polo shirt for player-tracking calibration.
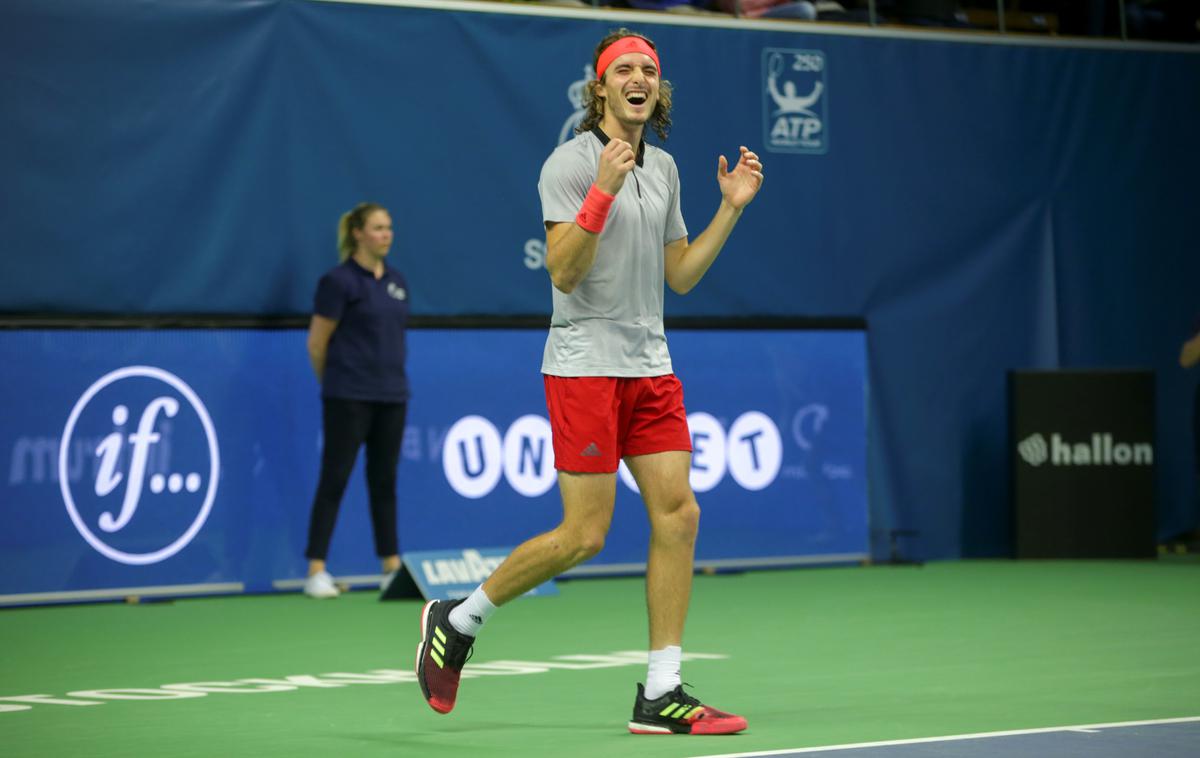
[538,127,688,377]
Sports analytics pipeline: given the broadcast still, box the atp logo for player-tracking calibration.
[57,366,220,565]
[763,49,827,154]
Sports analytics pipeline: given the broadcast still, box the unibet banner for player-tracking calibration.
[0,328,867,605]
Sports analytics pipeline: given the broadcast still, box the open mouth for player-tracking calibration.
[626,92,648,106]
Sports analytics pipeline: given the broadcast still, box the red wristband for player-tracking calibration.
[575,184,615,234]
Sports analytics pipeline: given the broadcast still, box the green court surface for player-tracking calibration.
[4,560,1198,757]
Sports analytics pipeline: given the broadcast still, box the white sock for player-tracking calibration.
[644,645,682,700]
[448,585,496,637]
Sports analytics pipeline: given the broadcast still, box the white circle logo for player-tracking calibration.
[502,415,556,497]
[442,415,503,499]
[726,411,783,491]
[438,409,791,497]
[58,366,220,565]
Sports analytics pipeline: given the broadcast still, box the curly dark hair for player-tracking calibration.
[576,28,673,142]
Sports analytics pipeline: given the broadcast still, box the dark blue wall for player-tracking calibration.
[3,0,1197,558]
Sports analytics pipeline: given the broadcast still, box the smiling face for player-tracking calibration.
[596,52,660,135]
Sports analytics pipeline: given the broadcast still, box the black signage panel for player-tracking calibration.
[1010,370,1155,558]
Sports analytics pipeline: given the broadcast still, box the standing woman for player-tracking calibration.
[303,202,410,598]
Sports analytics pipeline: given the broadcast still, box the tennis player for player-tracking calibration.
[416,28,763,735]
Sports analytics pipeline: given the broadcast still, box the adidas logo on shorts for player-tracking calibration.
[581,442,602,457]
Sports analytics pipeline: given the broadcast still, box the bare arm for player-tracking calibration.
[1182,330,1200,368]
[545,220,601,294]
[664,200,742,295]
[546,139,637,293]
[306,314,338,381]
[664,146,764,295]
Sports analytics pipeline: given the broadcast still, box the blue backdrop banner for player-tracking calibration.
[0,328,867,605]
[4,0,1196,561]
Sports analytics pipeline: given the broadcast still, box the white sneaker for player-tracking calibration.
[304,570,340,599]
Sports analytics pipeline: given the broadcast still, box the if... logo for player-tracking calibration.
[58,367,220,565]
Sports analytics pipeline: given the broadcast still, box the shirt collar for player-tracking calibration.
[346,257,387,279]
[590,126,645,167]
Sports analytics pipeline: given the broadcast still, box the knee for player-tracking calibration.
[679,499,701,536]
[556,526,606,566]
[573,527,607,563]
[654,497,700,540]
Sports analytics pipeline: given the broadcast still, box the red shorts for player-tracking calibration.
[543,374,692,473]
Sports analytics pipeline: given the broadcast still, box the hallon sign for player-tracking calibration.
[1009,371,1155,559]
[1017,432,1153,467]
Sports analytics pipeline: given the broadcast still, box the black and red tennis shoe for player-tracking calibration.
[416,604,744,734]
[628,683,748,735]
[415,599,474,714]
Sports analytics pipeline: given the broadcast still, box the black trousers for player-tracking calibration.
[305,397,407,561]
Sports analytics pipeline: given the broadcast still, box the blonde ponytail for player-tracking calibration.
[337,202,386,262]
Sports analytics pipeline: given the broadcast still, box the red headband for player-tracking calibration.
[595,36,661,81]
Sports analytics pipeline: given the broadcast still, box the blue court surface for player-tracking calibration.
[691,717,1200,758]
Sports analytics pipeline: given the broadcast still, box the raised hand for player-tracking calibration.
[717,146,764,210]
[596,138,637,195]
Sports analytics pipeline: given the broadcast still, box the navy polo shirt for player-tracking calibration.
[313,259,410,402]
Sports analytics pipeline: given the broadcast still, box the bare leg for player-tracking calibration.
[482,471,616,606]
[381,555,401,573]
[307,559,327,577]
[625,451,700,650]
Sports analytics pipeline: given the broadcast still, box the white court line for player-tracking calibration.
[690,716,1200,758]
